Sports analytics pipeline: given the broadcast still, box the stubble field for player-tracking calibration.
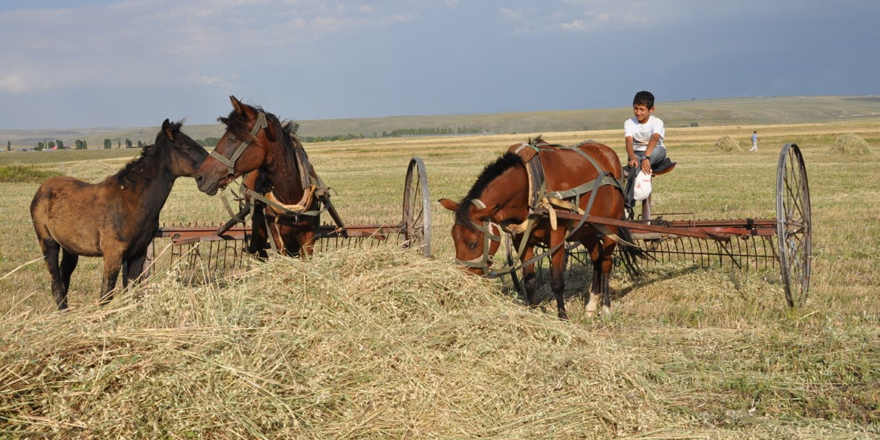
[1,117,878,438]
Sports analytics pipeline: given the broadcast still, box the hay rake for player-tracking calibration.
[505,143,812,308]
[146,157,432,283]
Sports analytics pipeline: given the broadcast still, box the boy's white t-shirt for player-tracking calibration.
[624,115,665,152]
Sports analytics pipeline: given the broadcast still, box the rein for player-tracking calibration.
[209,112,268,177]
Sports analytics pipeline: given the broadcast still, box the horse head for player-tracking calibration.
[439,198,505,275]
[195,95,280,195]
[157,119,208,178]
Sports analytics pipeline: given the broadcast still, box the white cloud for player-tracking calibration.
[0,74,29,93]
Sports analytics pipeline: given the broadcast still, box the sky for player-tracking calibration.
[1,0,878,130]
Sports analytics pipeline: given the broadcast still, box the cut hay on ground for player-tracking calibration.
[0,246,669,438]
[830,133,871,155]
[2,247,878,438]
[710,135,744,152]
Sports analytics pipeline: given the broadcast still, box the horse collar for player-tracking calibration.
[210,112,269,177]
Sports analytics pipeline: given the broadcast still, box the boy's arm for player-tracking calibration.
[625,136,637,168]
[642,133,661,173]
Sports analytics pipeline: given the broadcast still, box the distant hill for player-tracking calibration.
[3,95,879,148]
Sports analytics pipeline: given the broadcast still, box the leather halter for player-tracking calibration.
[456,198,503,274]
[209,112,268,177]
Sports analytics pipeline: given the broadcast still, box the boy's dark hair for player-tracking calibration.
[633,91,655,108]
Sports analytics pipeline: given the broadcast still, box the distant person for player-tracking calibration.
[623,91,672,216]
[750,131,759,152]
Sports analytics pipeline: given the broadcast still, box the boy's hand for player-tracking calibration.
[628,157,639,168]
[640,158,652,174]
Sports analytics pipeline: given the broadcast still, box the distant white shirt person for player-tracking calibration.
[750,131,759,152]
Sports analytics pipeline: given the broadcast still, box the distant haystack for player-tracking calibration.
[830,134,871,155]
[711,136,744,152]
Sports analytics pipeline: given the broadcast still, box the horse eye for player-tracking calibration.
[467,241,478,250]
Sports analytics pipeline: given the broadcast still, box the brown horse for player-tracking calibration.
[30,120,208,310]
[439,138,641,319]
[195,96,320,257]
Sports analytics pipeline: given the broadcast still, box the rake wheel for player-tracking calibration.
[776,143,812,308]
[402,157,432,257]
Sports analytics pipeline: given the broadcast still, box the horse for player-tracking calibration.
[439,137,641,319]
[194,96,321,258]
[30,120,208,310]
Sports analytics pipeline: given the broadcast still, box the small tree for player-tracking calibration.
[6,140,10,151]
[75,140,84,150]
[36,141,45,151]
[104,138,112,149]
[137,140,144,148]
[125,139,133,148]
[56,139,64,149]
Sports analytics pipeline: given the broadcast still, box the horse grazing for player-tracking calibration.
[439,138,641,319]
[195,96,322,258]
[30,120,208,310]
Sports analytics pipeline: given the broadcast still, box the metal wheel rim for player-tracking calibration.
[776,143,812,308]
[402,157,432,257]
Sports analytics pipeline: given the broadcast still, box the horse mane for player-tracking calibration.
[455,152,522,228]
[219,104,302,168]
[113,120,184,189]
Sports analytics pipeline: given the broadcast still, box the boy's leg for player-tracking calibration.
[647,146,667,168]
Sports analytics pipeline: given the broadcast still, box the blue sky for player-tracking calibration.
[1,0,878,129]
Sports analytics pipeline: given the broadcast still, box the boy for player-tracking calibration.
[750,131,759,152]
[623,91,670,216]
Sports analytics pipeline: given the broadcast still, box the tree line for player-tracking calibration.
[15,126,484,152]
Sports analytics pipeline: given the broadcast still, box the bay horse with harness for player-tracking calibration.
[439,137,642,319]
[30,120,208,310]
[195,96,331,257]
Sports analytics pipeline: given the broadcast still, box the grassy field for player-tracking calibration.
[1,117,879,438]
[3,95,880,148]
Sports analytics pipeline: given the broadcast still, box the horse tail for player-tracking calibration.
[616,225,648,278]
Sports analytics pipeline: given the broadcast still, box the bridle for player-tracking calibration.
[209,112,268,177]
[456,199,504,275]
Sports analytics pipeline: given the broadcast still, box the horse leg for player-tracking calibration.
[122,252,147,288]
[38,238,67,310]
[59,249,79,309]
[591,235,617,317]
[550,235,568,320]
[99,254,123,306]
[248,202,269,259]
[297,228,318,258]
[597,237,617,317]
[581,235,602,318]
[519,246,539,307]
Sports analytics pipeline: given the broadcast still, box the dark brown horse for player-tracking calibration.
[439,138,640,319]
[30,120,208,310]
[195,96,320,257]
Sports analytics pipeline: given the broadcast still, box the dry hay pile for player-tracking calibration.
[1,245,676,438]
[830,133,871,155]
[59,161,118,183]
[710,135,744,152]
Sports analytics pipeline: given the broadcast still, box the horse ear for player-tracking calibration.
[230,96,244,115]
[439,198,459,212]
[162,119,175,141]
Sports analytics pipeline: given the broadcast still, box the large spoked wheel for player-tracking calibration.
[776,143,812,308]
[402,157,432,257]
